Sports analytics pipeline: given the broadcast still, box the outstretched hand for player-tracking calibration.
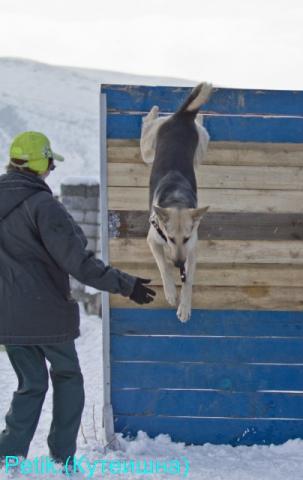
[129,277,156,304]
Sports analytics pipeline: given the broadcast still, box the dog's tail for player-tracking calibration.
[176,82,212,116]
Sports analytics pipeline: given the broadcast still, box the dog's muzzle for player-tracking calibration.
[180,265,186,283]
[150,216,186,283]
[175,261,186,283]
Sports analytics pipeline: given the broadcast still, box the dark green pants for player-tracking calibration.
[0,341,85,463]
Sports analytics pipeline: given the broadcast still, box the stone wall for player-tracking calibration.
[60,178,101,315]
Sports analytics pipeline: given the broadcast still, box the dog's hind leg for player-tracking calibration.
[147,228,177,306]
[193,116,210,169]
[140,106,169,164]
[177,246,197,322]
[140,106,159,165]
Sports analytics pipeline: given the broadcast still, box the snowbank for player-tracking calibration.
[61,176,99,186]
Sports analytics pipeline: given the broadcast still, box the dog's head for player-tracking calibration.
[153,205,209,268]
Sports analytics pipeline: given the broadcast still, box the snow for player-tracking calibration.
[84,285,100,295]
[61,176,99,186]
[0,57,195,196]
[1,303,303,480]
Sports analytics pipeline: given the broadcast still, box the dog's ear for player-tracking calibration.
[190,206,209,223]
[153,205,170,224]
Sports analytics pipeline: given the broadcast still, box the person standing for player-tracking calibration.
[0,131,155,468]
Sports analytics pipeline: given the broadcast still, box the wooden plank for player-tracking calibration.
[113,416,303,445]
[107,140,303,167]
[108,187,303,213]
[108,211,303,240]
[107,114,303,143]
[109,263,303,287]
[109,239,303,264]
[109,286,303,310]
[111,335,303,363]
[112,390,303,419]
[101,84,303,116]
[108,163,303,191]
[112,362,303,391]
[110,308,303,336]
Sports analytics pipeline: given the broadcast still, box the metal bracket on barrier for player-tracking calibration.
[99,90,116,448]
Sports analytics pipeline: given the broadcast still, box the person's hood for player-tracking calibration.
[0,170,52,221]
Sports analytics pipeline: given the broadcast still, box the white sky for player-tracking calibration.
[0,0,302,89]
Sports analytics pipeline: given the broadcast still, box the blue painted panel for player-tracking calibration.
[114,416,303,446]
[107,113,303,142]
[111,336,303,363]
[112,390,303,418]
[111,308,303,337]
[106,82,303,445]
[101,84,303,116]
[111,362,303,391]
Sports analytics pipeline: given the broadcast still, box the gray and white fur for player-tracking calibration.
[141,82,212,322]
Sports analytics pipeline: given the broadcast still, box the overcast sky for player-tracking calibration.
[0,0,302,89]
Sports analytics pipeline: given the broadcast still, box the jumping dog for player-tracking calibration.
[140,82,212,322]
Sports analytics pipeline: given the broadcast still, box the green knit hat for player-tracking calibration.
[9,131,64,174]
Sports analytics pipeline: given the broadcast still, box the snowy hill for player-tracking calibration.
[0,58,194,194]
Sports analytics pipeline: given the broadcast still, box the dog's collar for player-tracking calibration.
[150,217,167,242]
[149,216,186,283]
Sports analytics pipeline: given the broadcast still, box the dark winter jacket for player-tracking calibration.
[0,170,136,345]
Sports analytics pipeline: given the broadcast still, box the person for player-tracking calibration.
[0,131,155,469]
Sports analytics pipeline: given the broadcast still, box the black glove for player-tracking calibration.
[129,277,156,304]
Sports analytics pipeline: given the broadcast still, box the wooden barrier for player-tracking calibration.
[100,84,303,446]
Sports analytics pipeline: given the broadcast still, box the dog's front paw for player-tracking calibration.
[177,302,191,323]
[164,284,178,306]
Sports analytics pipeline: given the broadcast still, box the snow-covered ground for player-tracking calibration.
[0,57,194,196]
[1,303,303,480]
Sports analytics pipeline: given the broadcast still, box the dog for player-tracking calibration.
[140,83,212,322]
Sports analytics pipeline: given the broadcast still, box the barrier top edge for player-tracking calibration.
[100,83,303,116]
